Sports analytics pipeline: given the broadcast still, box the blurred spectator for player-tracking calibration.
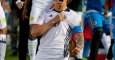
[15,0,30,60]
[8,0,19,56]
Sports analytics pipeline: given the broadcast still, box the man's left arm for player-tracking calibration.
[1,0,11,12]
[72,32,84,53]
[70,26,84,57]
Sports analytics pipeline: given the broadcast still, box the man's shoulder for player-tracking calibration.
[69,9,82,18]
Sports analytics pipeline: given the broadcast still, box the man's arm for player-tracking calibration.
[22,0,31,19]
[69,26,84,57]
[71,32,84,56]
[104,0,110,13]
[1,0,6,3]
[24,0,30,8]
[1,0,11,12]
[31,14,65,37]
[104,0,112,18]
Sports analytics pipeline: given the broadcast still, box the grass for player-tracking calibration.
[5,46,30,60]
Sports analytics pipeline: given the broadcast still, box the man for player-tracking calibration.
[9,0,19,56]
[15,0,30,60]
[104,0,114,59]
[22,0,36,60]
[86,0,111,60]
[30,0,84,60]
[112,1,115,59]
[0,0,10,60]
[105,0,115,59]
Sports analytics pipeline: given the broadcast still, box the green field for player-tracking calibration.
[5,46,29,60]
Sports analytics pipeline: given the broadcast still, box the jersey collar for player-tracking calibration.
[53,8,70,13]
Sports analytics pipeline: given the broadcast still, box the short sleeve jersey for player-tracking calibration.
[36,8,82,58]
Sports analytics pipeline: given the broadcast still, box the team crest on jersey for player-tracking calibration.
[1,18,6,23]
[93,21,97,25]
[30,16,34,21]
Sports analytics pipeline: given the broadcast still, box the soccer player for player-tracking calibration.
[104,0,114,59]
[0,0,10,60]
[30,0,84,60]
[112,1,115,59]
[105,0,115,59]
[86,0,111,60]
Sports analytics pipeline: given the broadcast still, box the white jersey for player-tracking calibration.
[0,1,7,29]
[35,8,82,60]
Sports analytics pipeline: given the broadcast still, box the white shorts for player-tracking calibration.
[0,4,7,29]
[101,33,111,54]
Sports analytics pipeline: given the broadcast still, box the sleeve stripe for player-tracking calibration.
[72,26,82,34]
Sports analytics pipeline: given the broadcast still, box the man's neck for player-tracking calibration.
[54,5,67,12]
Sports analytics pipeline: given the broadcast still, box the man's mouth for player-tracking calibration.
[59,0,63,2]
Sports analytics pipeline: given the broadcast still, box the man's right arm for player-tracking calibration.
[31,14,65,37]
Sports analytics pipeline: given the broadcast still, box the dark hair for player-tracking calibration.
[67,0,72,4]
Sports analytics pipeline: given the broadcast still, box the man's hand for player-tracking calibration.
[104,12,108,19]
[22,7,28,20]
[54,14,66,23]
[71,45,82,56]
[69,32,84,57]
[2,2,11,12]
[16,1,24,9]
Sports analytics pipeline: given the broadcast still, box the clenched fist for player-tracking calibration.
[54,13,66,23]
[16,1,24,9]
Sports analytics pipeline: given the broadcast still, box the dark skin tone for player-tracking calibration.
[104,0,110,19]
[22,0,31,20]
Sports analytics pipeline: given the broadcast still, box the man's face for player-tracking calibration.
[54,0,67,7]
